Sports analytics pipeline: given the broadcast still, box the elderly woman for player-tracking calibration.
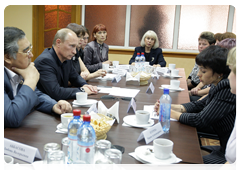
[129,30,166,67]
[66,23,106,81]
[225,47,236,164]
[155,46,236,164]
[83,24,112,73]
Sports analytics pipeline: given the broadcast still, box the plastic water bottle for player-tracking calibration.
[140,52,145,71]
[77,115,96,164]
[159,89,172,133]
[135,52,140,72]
[67,109,83,164]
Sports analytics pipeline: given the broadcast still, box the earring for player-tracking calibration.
[218,76,221,79]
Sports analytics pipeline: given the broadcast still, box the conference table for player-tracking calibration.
[4,68,203,164]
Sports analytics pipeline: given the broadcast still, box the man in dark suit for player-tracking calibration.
[34,28,98,101]
[4,27,72,128]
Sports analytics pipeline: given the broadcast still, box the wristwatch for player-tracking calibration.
[79,87,85,92]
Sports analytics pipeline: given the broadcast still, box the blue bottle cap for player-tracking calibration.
[163,88,169,94]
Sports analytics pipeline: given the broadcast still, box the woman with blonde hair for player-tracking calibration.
[129,30,166,67]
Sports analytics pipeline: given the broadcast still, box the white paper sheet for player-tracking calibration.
[109,88,140,98]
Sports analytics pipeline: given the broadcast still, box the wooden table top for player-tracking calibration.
[4,68,203,164]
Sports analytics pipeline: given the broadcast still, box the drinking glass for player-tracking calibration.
[104,149,122,164]
[47,150,65,164]
[95,158,115,170]
[68,160,90,170]
[43,143,61,164]
[94,140,112,164]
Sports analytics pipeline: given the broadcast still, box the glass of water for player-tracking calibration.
[94,140,112,164]
[47,150,65,164]
[104,149,122,164]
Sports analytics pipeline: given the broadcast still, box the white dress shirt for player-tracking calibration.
[4,66,23,97]
[225,121,236,164]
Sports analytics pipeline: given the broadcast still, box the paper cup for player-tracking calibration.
[113,61,119,68]
[153,138,173,159]
[102,64,109,72]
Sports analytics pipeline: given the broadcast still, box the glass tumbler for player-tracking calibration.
[104,149,122,164]
[47,150,65,164]
[94,140,112,164]
[68,160,91,170]
[43,143,61,164]
[95,158,115,170]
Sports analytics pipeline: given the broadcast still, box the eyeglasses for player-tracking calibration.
[17,45,33,56]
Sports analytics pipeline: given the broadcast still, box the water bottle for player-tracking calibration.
[135,52,140,72]
[67,109,83,164]
[159,89,172,133]
[140,52,145,71]
[77,115,96,164]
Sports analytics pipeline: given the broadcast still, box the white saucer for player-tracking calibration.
[135,145,178,164]
[57,123,68,133]
[159,85,184,92]
[72,99,97,106]
[163,74,182,78]
[123,115,154,128]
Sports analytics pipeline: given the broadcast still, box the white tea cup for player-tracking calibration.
[168,64,176,70]
[76,92,88,104]
[171,69,179,77]
[4,155,14,164]
[153,138,173,159]
[102,64,109,72]
[112,61,119,68]
[170,80,180,89]
[135,110,150,124]
[61,113,73,129]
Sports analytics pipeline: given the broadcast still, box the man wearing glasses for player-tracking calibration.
[4,27,72,128]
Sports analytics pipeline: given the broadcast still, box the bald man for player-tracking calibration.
[34,28,98,101]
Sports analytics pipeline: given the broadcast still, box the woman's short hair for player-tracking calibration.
[92,24,107,41]
[227,47,236,74]
[4,27,26,60]
[217,38,236,50]
[66,23,86,37]
[196,45,230,78]
[198,31,216,45]
[140,30,159,49]
[221,32,236,41]
[214,33,223,41]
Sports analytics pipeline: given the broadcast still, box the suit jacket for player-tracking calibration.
[180,78,236,153]
[34,47,87,101]
[4,68,56,128]
[83,41,109,73]
[129,46,166,67]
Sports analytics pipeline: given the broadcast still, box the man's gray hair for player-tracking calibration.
[4,27,26,59]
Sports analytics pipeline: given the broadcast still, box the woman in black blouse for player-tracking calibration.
[155,45,235,164]
[129,30,166,67]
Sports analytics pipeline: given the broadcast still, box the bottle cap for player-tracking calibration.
[83,114,91,122]
[163,88,169,94]
[137,52,140,55]
[141,52,144,55]
[73,109,81,116]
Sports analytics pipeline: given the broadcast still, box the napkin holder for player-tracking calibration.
[126,72,140,86]
[98,101,119,123]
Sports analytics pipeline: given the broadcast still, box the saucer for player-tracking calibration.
[135,145,179,164]
[123,115,154,128]
[72,99,97,106]
[159,85,184,92]
[163,74,182,78]
[57,123,68,133]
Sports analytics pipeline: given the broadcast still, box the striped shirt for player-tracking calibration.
[180,78,236,153]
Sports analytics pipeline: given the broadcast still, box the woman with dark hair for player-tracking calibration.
[82,26,90,50]
[83,24,112,73]
[155,45,236,164]
[129,30,166,67]
[66,23,106,80]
